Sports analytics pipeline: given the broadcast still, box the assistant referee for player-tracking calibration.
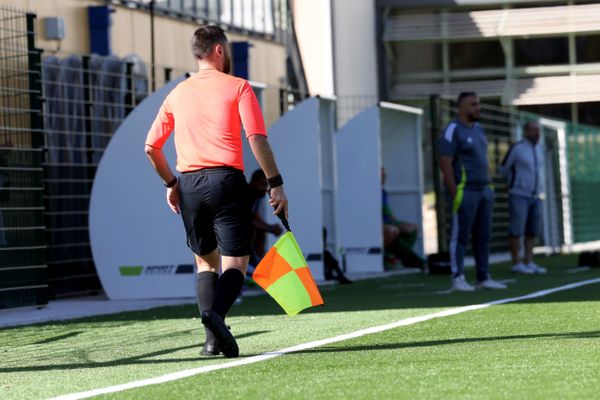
[144,26,288,358]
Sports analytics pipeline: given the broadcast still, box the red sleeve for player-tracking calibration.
[145,96,174,149]
[238,81,267,138]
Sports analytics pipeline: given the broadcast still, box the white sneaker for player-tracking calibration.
[511,262,535,275]
[477,278,507,290]
[451,275,475,292]
[527,262,547,274]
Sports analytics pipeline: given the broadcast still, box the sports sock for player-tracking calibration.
[211,268,245,318]
[196,271,218,343]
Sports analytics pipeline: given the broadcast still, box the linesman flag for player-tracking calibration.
[252,220,324,316]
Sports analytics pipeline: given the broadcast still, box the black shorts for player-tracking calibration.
[178,167,253,257]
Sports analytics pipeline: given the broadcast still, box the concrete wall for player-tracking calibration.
[331,0,378,124]
[291,0,335,97]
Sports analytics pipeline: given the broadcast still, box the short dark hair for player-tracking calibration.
[457,91,477,106]
[190,25,228,59]
[523,120,538,131]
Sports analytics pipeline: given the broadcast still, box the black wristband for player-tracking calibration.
[164,176,178,188]
[267,174,283,189]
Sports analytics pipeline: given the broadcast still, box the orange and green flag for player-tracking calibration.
[252,232,324,316]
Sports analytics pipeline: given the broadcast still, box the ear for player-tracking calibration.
[214,43,223,56]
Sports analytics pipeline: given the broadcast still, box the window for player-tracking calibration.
[449,41,504,70]
[514,37,569,66]
[394,42,441,73]
[578,102,600,126]
[576,35,600,64]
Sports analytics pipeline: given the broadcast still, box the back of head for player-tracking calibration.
[190,25,228,60]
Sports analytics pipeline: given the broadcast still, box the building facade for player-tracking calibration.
[377,0,600,125]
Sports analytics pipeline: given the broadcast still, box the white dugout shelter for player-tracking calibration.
[336,102,425,273]
[264,96,338,281]
[89,75,266,300]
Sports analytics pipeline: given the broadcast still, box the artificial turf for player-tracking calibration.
[1,254,599,399]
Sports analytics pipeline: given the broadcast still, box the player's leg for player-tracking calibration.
[212,256,249,317]
[450,190,478,280]
[524,236,535,265]
[194,250,220,355]
[508,236,521,265]
[178,172,222,355]
[201,168,253,358]
[524,197,546,273]
[508,194,531,273]
[472,186,505,288]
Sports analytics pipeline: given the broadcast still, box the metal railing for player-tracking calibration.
[112,0,292,44]
[0,6,47,309]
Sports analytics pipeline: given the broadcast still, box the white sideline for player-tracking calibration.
[48,277,600,400]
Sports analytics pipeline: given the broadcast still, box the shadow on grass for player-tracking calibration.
[33,331,83,345]
[290,330,600,355]
[0,330,269,373]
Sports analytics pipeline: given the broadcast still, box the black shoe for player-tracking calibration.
[200,340,221,356]
[201,310,239,358]
[337,275,353,284]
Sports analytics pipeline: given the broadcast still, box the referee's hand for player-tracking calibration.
[166,182,180,214]
[269,185,288,220]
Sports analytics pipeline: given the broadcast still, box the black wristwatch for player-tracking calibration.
[164,176,178,188]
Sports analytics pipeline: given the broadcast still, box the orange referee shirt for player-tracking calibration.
[145,69,267,172]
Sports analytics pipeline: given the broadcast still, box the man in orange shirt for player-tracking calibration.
[144,26,288,358]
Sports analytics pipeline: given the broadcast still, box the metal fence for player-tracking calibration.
[0,7,46,309]
[41,53,130,297]
[566,124,600,244]
[39,50,190,297]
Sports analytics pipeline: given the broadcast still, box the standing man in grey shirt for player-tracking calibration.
[499,121,547,275]
[438,92,507,292]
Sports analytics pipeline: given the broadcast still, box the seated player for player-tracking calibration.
[381,167,425,270]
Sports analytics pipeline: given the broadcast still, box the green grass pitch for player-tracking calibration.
[2,254,600,399]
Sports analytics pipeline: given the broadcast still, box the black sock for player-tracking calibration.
[211,268,245,318]
[196,271,218,343]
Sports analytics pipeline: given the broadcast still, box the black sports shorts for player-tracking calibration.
[178,167,253,257]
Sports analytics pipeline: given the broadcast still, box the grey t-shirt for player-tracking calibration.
[438,118,490,190]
